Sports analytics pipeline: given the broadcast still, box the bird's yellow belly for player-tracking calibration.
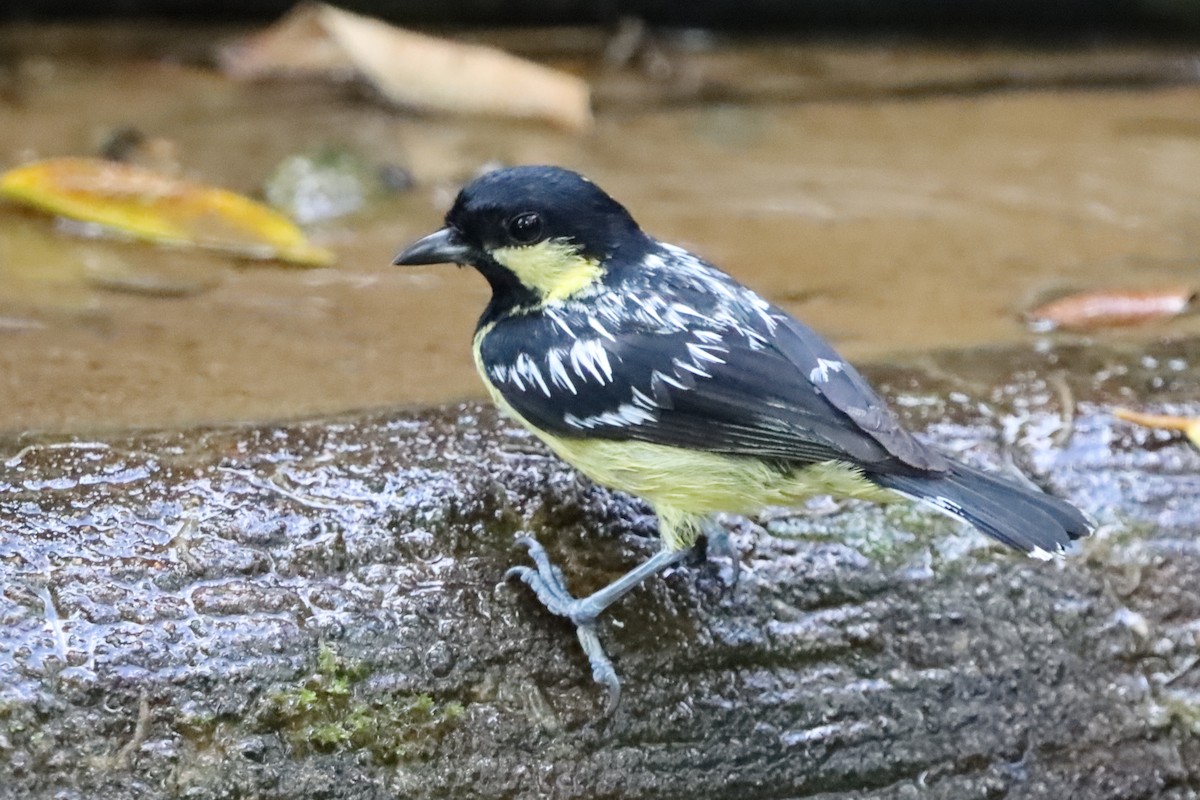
[471,326,897,547]
[475,348,894,548]
[553,431,893,505]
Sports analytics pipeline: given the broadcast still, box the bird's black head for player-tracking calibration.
[393,166,650,309]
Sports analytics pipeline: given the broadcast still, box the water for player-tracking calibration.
[2,23,1199,434]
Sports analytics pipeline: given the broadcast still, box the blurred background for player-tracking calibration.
[3,1,1200,434]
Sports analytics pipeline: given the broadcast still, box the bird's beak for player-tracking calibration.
[392,227,475,266]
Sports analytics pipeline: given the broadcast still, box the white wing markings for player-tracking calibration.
[545,347,577,394]
[808,357,845,384]
[569,338,613,384]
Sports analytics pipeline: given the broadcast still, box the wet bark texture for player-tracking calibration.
[2,339,1199,799]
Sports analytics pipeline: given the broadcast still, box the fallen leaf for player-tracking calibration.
[0,158,333,267]
[219,3,592,132]
[1024,287,1195,332]
[1113,408,1200,449]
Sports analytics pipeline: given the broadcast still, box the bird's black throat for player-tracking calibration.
[473,255,542,329]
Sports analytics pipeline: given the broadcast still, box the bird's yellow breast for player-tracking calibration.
[472,326,895,550]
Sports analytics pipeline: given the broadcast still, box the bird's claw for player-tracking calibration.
[506,535,594,621]
[506,535,619,711]
[575,624,621,714]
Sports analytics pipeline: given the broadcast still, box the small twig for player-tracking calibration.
[4,440,110,469]
[115,691,151,768]
[217,466,344,511]
[1049,371,1076,448]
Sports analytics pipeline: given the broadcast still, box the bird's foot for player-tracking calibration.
[699,522,741,589]
[505,535,622,713]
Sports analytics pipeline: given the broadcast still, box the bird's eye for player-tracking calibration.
[505,212,544,245]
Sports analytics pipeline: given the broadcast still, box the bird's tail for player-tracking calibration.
[868,461,1091,558]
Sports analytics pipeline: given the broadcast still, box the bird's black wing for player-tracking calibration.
[768,315,949,471]
[478,299,947,474]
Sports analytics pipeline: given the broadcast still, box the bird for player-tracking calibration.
[393,165,1091,712]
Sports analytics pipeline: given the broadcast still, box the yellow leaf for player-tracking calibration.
[0,158,334,267]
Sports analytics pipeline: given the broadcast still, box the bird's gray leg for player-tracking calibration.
[699,518,741,589]
[506,535,691,713]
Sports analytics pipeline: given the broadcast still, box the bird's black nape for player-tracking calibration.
[445,166,650,263]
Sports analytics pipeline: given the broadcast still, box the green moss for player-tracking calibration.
[259,644,464,764]
[1152,687,1200,736]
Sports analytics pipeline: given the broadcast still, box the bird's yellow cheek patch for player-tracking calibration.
[491,239,602,303]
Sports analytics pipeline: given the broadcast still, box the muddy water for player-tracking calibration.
[2,24,1200,434]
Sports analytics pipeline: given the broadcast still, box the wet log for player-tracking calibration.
[2,338,1200,799]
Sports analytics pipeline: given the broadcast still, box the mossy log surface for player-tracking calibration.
[2,339,1199,799]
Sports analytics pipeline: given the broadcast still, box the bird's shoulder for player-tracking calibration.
[475,241,771,400]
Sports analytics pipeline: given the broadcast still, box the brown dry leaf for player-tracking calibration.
[0,158,333,267]
[218,3,592,132]
[1113,408,1200,449]
[1024,287,1195,333]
